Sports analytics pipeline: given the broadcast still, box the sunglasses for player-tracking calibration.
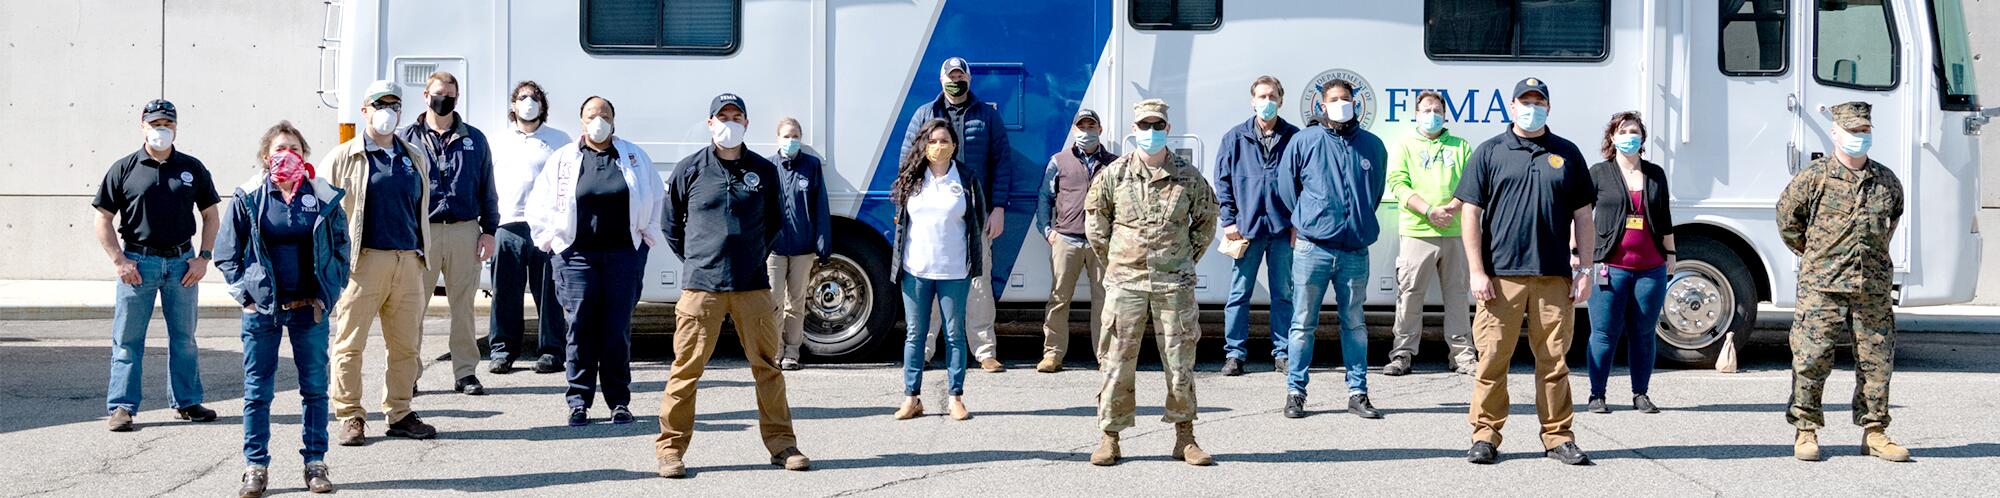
[144,101,176,113]
[369,100,403,112]
[1136,120,1168,131]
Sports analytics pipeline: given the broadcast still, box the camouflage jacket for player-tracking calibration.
[1085,151,1220,293]
[1776,156,1904,294]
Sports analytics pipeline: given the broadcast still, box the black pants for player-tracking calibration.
[490,222,567,361]
[553,245,646,409]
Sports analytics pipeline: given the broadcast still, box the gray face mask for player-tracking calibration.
[1072,129,1101,149]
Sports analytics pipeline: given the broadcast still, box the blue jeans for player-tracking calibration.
[107,249,205,413]
[1286,241,1370,397]
[241,308,331,466]
[1587,265,1667,398]
[902,273,970,396]
[1224,234,1294,361]
[554,247,646,409]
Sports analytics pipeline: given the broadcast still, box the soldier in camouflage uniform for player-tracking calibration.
[1084,99,1219,467]
[1775,101,1908,463]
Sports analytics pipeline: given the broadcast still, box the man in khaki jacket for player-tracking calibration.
[322,80,439,446]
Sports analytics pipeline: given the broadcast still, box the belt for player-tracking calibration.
[279,299,318,311]
[125,242,192,258]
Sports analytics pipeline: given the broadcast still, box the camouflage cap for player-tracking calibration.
[1831,101,1872,130]
[1133,98,1170,124]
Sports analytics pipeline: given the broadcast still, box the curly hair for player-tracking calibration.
[256,120,312,168]
[1600,111,1647,161]
[890,119,960,207]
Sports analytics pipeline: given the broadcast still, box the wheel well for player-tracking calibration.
[831,215,893,262]
[1676,224,1772,301]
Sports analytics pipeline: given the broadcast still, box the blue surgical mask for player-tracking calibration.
[1134,130,1168,154]
[1841,130,1873,157]
[1415,112,1445,136]
[1512,103,1548,132]
[1253,99,1279,121]
[779,138,802,157]
[1613,133,1643,155]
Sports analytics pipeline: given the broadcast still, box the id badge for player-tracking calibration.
[1625,215,1645,230]
[1594,263,1610,288]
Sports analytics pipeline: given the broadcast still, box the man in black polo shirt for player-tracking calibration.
[398,71,499,396]
[92,98,221,431]
[1453,77,1596,466]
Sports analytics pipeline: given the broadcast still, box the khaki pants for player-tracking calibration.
[1391,236,1475,365]
[766,254,815,362]
[925,237,996,362]
[422,222,483,379]
[330,249,427,423]
[1043,236,1106,362]
[656,289,798,458]
[1468,276,1576,449]
[1096,286,1200,432]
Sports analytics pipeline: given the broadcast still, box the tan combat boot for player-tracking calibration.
[1037,357,1062,373]
[1862,427,1911,462]
[1089,431,1121,466]
[1794,430,1821,461]
[1171,422,1214,466]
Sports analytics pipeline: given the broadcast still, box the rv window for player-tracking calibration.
[1719,0,1788,76]
[1130,0,1222,31]
[1927,0,1980,110]
[1814,0,1899,90]
[581,0,740,56]
[1425,0,1608,61]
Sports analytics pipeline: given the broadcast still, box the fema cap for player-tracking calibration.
[710,93,747,117]
[1512,77,1551,101]
[1073,108,1100,127]
[140,99,177,123]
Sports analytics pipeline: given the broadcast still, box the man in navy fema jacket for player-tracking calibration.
[1215,75,1301,377]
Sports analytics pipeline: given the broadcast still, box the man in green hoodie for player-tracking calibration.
[1383,90,1477,376]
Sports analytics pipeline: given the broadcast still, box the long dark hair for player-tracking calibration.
[890,119,959,206]
[1600,111,1647,161]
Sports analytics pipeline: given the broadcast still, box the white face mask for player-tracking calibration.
[585,116,614,143]
[144,127,174,151]
[1326,100,1356,123]
[710,120,746,149]
[514,99,541,121]
[368,109,399,136]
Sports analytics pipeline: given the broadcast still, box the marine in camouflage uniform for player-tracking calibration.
[1774,101,1908,462]
[1085,99,1219,466]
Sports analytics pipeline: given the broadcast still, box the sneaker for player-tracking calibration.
[1274,357,1289,374]
[1467,441,1499,465]
[176,404,218,422]
[1545,442,1593,465]
[335,417,366,446]
[1283,393,1306,419]
[980,358,1006,372]
[657,453,687,479]
[107,407,134,432]
[239,466,269,498]
[533,354,562,374]
[1633,394,1659,414]
[488,357,514,374]
[1220,358,1244,376]
[386,413,438,440]
[611,406,635,424]
[302,461,334,494]
[568,407,590,427]
[780,358,802,371]
[1588,397,1610,414]
[455,376,486,396]
[1383,355,1412,376]
[1347,394,1382,419]
[771,447,812,471]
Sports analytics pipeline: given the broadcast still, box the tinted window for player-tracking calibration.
[583,0,739,55]
[1815,0,1899,90]
[1131,0,1222,30]
[1426,0,1608,61]
[1720,0,1788,75]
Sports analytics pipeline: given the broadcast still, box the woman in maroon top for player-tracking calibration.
[1585,111,1677,415]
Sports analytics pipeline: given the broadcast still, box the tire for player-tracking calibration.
[799,236,899,359]
[1655,236,1759,368]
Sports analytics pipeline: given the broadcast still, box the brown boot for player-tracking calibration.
[1171,422,1214,466]
[981,358,1006,372]
[1036,357,1062,373]
[894,398,925,420]
[107,407,134,432]
[1794,430,1821,461]
[335,417,366,447]
[657,452,686,478]
[1089,431,1121,466]
[1863,427,1911,462]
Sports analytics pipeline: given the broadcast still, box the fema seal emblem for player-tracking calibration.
[179,171,195,183]
[1298,68,1379,131]
[949,184,963,196]
[301,194,318,208]
[743,172,762,188]
[797,178,810,190]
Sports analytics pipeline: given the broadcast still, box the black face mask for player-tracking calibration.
[429,94,457,116]
[943,81,968,97]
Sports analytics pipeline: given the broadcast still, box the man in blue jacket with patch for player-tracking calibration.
[1277,78,1387,421]
[1215,75,1301,376]
[900,56,1012,372]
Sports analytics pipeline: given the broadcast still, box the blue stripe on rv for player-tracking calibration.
[854,0,1113,297]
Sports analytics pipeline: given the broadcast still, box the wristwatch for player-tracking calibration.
[196,250,214,260]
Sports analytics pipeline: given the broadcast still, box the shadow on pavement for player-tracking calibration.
[339,469,658,492]
[0,344,251,434]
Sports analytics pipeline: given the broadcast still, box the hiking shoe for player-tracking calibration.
[611,406,635,425]
[1348,394,1382,419]
[771,447,812,471]
[386,413,438,439]
[1283,393,1306,419]
[1383,355,1412,376]
[108,407,135,432]
[533,354,562,374]
[568,407,590,427]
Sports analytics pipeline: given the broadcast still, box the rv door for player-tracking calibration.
[1799,0,1912,270]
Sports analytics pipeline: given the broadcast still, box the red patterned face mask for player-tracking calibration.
[269,150,312,185]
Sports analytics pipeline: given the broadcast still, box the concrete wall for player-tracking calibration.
[0,0,333,282]
[2,0,1998,302]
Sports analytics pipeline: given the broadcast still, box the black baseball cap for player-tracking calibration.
[1512,77,1550,101]
[141,99,177,123]
[710,93,747,117]
[1073,109,1100,126]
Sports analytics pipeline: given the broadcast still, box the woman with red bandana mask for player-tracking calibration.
[214,121,352,496]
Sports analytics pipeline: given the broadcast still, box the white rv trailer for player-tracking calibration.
[322,0,1986,366]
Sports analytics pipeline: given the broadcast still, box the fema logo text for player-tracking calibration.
[1378,88,1516,125]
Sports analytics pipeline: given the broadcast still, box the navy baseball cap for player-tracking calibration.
[710,93,746,117]
[941,57,968,77]
[1512,77,1550,101]
[141,99,177,122]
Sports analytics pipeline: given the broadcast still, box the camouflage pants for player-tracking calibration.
[1095,286,1200,432]
[1788,289,1896,430]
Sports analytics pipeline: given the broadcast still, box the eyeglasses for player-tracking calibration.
[369,100,403,112]
[1135,120,1168,131]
